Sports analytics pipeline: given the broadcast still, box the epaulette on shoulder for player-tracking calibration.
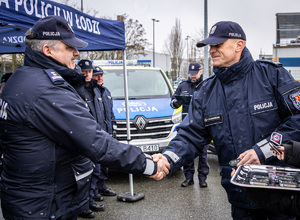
[256,59,283,67]
[44,69,65,85]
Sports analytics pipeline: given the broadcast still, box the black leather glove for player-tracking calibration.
[173,99,184,108]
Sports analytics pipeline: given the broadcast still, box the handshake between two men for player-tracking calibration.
[150,148,262,180]
[150,154,171,180]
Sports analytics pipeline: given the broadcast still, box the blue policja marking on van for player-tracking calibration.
[108,60,123,65]
[113,98,174,119]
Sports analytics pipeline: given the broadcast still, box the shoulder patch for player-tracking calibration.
[290,90,300,110]
[44,69,65,85]
[256,59,283,67]
[270,132,283,146]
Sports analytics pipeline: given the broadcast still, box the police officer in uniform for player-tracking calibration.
[77,59,106,218]
[92,66,118,196]
[154,21,300,219]
[170,63,209,188]
[0,16,169,220]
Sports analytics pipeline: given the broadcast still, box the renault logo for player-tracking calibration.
[135,116,147,130]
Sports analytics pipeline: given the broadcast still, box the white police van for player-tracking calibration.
[93,60,182,153]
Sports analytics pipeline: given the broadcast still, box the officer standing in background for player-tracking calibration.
[77,59,106,218]
[154,21,300,219]
[92,66,117,141]
[171,63,209,188]
[92,66,118,195]
[0,16,169,220]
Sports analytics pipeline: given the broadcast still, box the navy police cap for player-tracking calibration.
[78,60,93,70]
[93,66,104,75]
[188,62,202,75]
[197,21,246,47]
[26,15,88,48]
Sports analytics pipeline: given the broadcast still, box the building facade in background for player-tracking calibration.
[273,12,300,81]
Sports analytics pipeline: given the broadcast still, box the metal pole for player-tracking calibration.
[117,50,144,202]
[204,0,209,79]
[122,53,130,150]
[186,36,190,62]
[152,19,159,67]
[153,19,155,67]
[80,0,88,59]
[121,50,134,196]
[185,36,190,79]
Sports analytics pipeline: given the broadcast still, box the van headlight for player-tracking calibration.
[172,111,182,124]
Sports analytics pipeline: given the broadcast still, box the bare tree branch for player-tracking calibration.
[164,18,184,81]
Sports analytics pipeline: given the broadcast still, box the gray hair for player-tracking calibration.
[25,28,60,52]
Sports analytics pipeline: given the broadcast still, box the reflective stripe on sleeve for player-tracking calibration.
[257,139,268,147]
[259,142,273,159]
[143,154,155,175]
[163,151,180,163]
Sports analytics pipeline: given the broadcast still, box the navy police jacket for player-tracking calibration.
[163,47,300,209]
[84,81,116,135]
[0,47,156,219]
[97,84,116,135]
[171,75,203,118]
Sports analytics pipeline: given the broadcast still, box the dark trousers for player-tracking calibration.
[183,144,210,180]
[231,206,296,220]
[89,163,109,205]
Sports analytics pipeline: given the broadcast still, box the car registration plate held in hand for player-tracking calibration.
[139,145,159,152]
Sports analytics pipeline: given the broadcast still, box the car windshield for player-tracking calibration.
[103,69,172,99]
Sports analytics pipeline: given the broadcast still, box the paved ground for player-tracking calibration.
[80,154,232,220]
[0,154,231,220]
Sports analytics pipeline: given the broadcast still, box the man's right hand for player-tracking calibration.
[150,154,170,180]
[237,149,261,166]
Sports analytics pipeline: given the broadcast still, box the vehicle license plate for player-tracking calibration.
[139,145,159,152]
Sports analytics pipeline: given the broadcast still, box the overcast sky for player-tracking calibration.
[56,0,300,60]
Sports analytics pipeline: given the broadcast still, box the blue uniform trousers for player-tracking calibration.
[183,144,210,180]
[89,163,109,205]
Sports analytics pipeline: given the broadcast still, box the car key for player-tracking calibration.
[229,158,242,167]
[269,142,282,155]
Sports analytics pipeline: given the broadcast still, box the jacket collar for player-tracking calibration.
[24,47,85,86]
[213,47,254,84]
